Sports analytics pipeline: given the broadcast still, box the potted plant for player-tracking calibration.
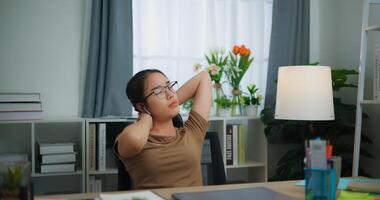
[0,163,28,199]
[242,84,263,116]
[214,96,233,117]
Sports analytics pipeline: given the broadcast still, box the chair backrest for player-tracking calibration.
[114,142,133,190]
[202,131,227,185]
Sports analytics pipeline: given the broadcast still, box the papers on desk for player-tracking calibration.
[100,191,164,200]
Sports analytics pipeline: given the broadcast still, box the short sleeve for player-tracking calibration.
[184,110,209,136]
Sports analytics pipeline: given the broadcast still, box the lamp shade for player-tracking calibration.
[275,66,335,121]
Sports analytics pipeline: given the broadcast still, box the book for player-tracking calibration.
[97,123,106,171]
[232,124,239,165]
[101,191,164,200]
[88,123,97,171]
[0,111,43,121]
[0,102,42,112]
[39,143,75,155]
[226,124,233,165]
[238,124,246,164]
[40,152,76,164]
[40,163,75,173]
[0,93,41,102]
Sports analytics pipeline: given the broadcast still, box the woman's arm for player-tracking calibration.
[177,71,212,119]
[116,113,152,158]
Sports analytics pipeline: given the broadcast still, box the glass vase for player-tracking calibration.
[231,88,243,116]
[212,83,224,116]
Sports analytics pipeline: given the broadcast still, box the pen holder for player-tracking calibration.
[304,168,336,200]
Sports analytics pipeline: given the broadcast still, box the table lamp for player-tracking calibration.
[275,66,335,121]
[275,65,337,199]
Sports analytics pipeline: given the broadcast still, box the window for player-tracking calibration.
[133,0,273,105]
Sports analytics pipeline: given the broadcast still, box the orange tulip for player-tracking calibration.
[232,45,240,55]
[246,49,251,56]
[240,47,247,56]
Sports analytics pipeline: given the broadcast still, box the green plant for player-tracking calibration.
[182,98,193,111]
[215,96,233,108]
[260,65,374,181]
[3,165,23,189]
[242,84,263,106]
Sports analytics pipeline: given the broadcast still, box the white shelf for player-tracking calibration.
[88,168,118,175]
[32,170,83,177]
[360,100,380,104]
[365,25,380,31]
[225,161,265,169]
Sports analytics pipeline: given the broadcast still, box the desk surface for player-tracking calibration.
[36,180,304,200]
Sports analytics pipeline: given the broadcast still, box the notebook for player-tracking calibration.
[172,187,296,200]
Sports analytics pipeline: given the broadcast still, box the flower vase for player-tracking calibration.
[212,83,223,116]
[231,88,243,116]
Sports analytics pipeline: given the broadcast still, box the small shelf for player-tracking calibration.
[32,170,83,177]
[360,100,380,105]
[88,168,118,175]
[225,161,265,169]
[365,25,380,32]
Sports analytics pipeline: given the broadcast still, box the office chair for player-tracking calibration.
[114,142,133,190]
[202,131,227,185]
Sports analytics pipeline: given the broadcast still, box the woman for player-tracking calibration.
[115,69,212,189]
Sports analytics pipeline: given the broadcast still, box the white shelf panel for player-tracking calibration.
[32,170,83,177]
[365,25,380,31]
[88,168,118,175]
[360,100,380,104]
[225,161,265,169]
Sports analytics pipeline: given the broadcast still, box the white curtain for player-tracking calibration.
[133,0,273,105]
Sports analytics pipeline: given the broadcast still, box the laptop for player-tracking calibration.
[172,187,296,200]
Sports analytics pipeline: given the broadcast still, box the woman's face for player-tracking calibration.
[143,72,180,120]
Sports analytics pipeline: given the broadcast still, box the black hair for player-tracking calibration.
[125,69,183,127]
[125,69,164,107]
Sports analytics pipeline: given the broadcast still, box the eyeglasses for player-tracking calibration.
[144,81,178,100]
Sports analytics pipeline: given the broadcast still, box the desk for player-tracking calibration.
[36,180,304,200]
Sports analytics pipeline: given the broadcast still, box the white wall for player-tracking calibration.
[310,0,380,178]
[0,0,91,118]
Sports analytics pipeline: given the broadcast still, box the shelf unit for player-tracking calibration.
[353,0,380,177]
[0,115,266,194]
[84,118,133,192]
[0,119,85,195]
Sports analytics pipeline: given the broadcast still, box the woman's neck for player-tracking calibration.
[150,119,176,136]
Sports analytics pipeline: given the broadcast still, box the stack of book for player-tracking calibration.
[39,143,76,173]
[226,124,246,165]
[0,93,43,120]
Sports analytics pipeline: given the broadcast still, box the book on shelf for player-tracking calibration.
[40,163,75,173]
[226,124,233,165]
[0,102,42,112]
[39,142,75,155]
[97,123,106,171]
[0,111,43,121]
[89,123,97,171]
[226,124,246,165]
[232,124,239,165]
[0,93,41,102]
[40,152,76,164]
[238,125,246,165]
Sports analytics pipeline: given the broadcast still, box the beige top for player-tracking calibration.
[115,110,209,189]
